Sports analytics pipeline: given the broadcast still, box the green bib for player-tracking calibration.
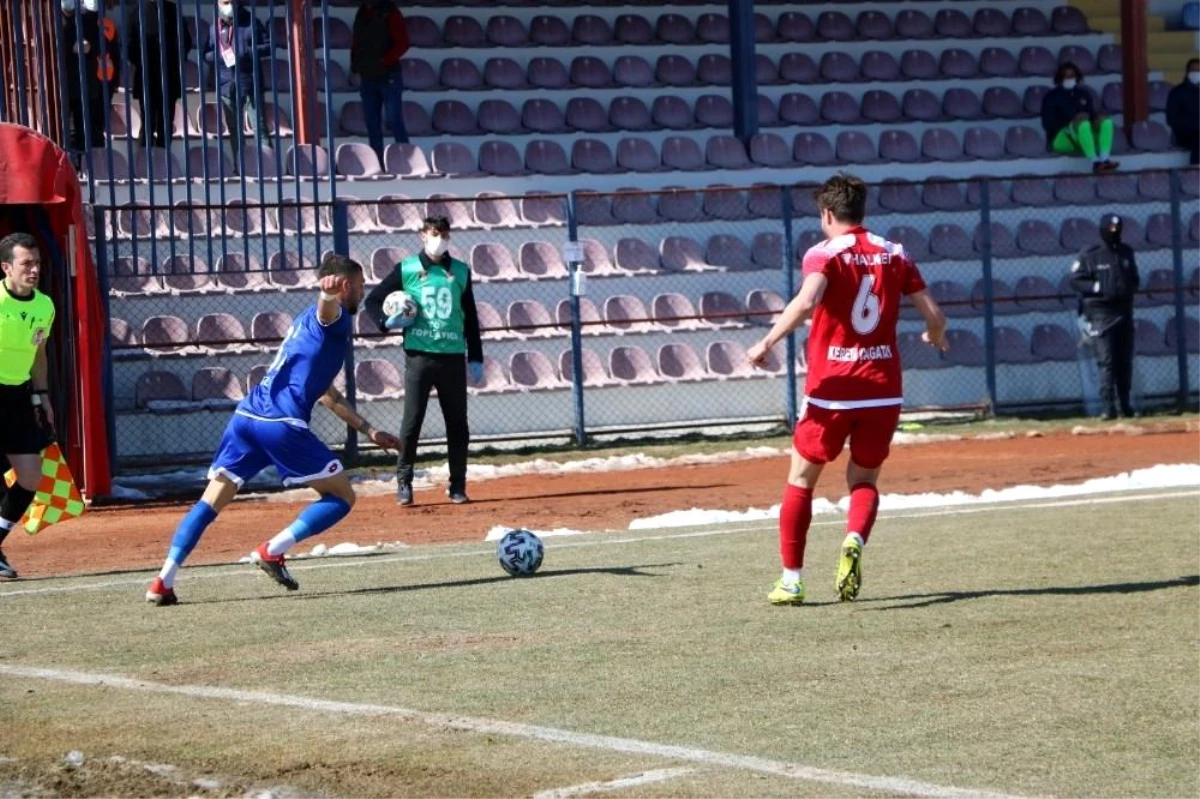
[399,255,470,355]
[0,282,55,386]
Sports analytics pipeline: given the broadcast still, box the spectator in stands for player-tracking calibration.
[1071,214,1140,420]
[203,0,272,172]
[363,216,484,507]
[1166,58,1199,165]
[1041,61,1118,173]
[350,0,411,161]
[60,0,109,155]
[126,0,191,149]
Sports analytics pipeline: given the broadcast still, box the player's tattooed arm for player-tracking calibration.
[318,387,403,453]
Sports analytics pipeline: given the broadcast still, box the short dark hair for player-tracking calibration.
[813,173,868,225]
[1187,58,1199,72]
[1054,61,1082,85]
[0,232,38,264]
[318,252,363,279]
[422,216,451,234]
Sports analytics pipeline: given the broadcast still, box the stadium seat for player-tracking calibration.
[901,89,940,121]
[706,234,753,271]
[611,190,658,224]
[559,347,615,387]
[355,359,403,399]
[508,350,566,391]
[555,296,603,335]
[1031,323,1077,361]
[657,343,708,382]
[604,294,656,332]
[191,367,244,404]
[160,255,212,294]
[706,340,759,378]
[1165,315,1200,353]
[651,292,701,330]
[895,8,934,38]
[525,139,572,175]
[994,326,1037,363]
[1015,275,1065,312]
[898,331,946,370]
[250,311,293,345]
[946,329,986,367]
[698,291,747,327]
[973,278,1020,316]
[518,241,567,280]
[658,188,703,222]
[1134,318,1171,355]
[141,315,190,351]
[609,345,659,384]
[746,288,784,326]
[572,139,619,174]
[135,370,189,410]
[660,235,711,272]
[470,243,521,281]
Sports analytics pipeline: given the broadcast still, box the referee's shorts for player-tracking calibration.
[0,382,49,456]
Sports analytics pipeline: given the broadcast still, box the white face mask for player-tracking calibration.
[218,3,234,19]
[1189,71,1200,85]
[424,235,449,259]
[1062,78,1077,90]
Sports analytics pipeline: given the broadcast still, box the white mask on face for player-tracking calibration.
[60,0,76,12]
[424,234,449,259]
[1062,78,1077,90]
[218,3,234,19]
[1189,71,1200,85]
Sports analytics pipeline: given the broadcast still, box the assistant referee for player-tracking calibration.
[0,232,57,579]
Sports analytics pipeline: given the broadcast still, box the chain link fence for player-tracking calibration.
[98,169,1200,466]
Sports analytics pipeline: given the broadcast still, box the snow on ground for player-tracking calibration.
[111,433,966,503]
[227,463,1197,558]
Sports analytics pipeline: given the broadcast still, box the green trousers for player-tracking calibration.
[1051,118,1114,160]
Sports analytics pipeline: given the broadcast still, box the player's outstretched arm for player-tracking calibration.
[909,289,949,351]
[747,272,827,367]
[318,387,404,453]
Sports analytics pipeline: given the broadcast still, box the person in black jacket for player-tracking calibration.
[1166,58,1199,165]
[350,0,411,162]
[362,216,485,506]
[60,0,109,155]
[1041,61,1118,173]
[1071,214,1140,420]
[126,0,191,149]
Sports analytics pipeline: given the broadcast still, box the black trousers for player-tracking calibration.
[67,80,108,153]
[1179,128,1200,166]
[397,351,469,488]
[1091,314,1135,415]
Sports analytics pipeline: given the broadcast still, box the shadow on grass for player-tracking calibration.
[859,574,1200,610]
[198,562,683,605]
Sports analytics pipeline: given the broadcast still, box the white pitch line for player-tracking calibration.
[532,767,695,799]
[0,664,1024,799]
[0,487,1196,600]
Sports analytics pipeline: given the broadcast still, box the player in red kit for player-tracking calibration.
[747,173,948,605]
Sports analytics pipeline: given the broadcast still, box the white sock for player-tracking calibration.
[847,532,865,548]
[266,530,297,558]
[0,518,15,532]
[158,560,179,589]
[782,568,803,584]
[1094,157,1105,165]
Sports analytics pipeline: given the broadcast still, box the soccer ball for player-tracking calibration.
[382,291,418,327]
[496,529,544,577]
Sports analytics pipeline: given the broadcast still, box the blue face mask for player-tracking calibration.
[1062,78,1077,90]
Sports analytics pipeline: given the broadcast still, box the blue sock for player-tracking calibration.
[166,501,218,567]
[284,495,352,544]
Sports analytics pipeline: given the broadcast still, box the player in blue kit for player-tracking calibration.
[146,254,402,606]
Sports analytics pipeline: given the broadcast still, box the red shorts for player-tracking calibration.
[793,402,902,469]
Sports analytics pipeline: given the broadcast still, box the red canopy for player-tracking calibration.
[0,123,111,497]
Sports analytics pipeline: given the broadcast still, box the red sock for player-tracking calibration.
[779,485,813,569]
[847,483,880,543]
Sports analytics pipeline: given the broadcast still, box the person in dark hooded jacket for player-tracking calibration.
[1166,58,1199,165]
[1070,214,1140,420]
[1041,61,1119,173]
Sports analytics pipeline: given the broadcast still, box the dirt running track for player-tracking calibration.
[6,424,1199,578]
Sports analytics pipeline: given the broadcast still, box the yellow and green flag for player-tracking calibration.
[3,442,85,534]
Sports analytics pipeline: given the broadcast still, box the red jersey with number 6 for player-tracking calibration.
[800,226,926,409]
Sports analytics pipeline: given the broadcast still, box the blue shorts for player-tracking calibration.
[209,413,343,487]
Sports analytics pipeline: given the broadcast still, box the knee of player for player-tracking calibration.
[332,487,357,509]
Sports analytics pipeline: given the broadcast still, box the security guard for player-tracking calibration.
[364,215,484,506]
[1070,214,1140,420]
[0,233,57,578]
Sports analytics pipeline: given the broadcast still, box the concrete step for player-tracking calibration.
[1088,15,1167,33]
[1110,31,1200,52]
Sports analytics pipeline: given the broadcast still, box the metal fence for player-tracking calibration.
[96,170,1200,465]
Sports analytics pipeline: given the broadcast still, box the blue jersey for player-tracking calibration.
[238,305,351,426]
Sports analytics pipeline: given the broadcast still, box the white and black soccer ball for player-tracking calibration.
[382,290,419,328]
[496,529,544,577]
